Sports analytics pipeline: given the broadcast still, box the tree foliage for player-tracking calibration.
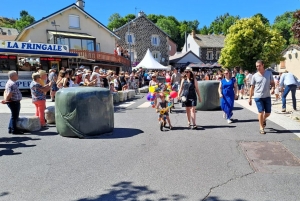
[273,11,296,47]
[253,13,270,26]
[14,10,35,31]
[198,13,239,35]
[219,17,286,71]
[292,10,300,44]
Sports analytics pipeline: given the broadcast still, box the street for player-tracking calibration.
[0,94,300,201]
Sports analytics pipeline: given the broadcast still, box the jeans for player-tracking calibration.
[282,84,297,110]
[6,101,21,132]
[34,100,46,126]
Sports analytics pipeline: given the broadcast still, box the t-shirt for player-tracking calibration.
[236,73,245,85]
[250,70,273,98]
[246,74,253,83]
[171,72,181,84]
[48,72,57,82]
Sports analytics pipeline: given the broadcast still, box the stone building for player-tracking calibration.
[182,31,225,64]
[114,11,177,66]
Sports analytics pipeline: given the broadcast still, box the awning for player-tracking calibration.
[48,31,95,39]
[0,48,80,58]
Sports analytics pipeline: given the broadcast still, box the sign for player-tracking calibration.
[40,57,62,61]
[0,40,69,53]
[0,80,32,89]
[0,55,17,59]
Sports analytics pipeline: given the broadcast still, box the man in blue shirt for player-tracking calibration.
[279,70,300,112]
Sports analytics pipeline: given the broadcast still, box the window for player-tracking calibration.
[69,15,80,28]
[152,51,160,61]
[57,37,69,46]
[216,51,221,60]
[207,51,213,60]
[82,39,95,51]
[96,43,101,52]
[69,38,82,49]
[126,32,135,44]
[7,30,11,35]
[151,35,160,46]
[129,51,135,62]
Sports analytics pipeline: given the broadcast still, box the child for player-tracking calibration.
[274,78,280,102]
[156,93,173,130]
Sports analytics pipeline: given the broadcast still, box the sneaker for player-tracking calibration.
[282,108,286,112]
[223,113,226,119]
[227,119,232,124]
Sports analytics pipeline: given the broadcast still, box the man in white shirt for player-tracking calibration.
[245,70,252,96]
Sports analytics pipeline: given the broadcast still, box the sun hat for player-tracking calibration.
[185,67,193,72]
[32,72,41,80]
[39,70,47,76]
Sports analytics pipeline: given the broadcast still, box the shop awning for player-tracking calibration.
[0,48,81,58]
[48,31,95,39]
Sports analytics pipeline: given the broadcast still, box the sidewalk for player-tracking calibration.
[236,89,300,138]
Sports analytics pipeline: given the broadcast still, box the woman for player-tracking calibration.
[165,71,171,83]
[216,70,223,81]
[178,67,202,129]
[30,73,52,127]
[149,73,159,87]
[119,72,126,89]
[218,69,238,124]
[56,70,66,89]
[84,71,97,86]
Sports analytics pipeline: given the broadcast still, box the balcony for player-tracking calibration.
[70,49,131,67]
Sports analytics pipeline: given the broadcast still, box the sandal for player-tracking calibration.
[169,126,173,130]
[259,129,266,134]
[192,125,197,130]
[188,122,191,127]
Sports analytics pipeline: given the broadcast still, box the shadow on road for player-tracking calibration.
[75,181,186,201]
[203,196,248,201]
[30,127,58,136]
[0,192,9,197]
[0,137,40,157]
[232,119,258,123]
[267,128,300,134]
[99,128,144,139]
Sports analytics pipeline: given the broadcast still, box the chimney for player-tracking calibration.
[138,11,145,17]
[76,0,85,9]
[191,30,196,38]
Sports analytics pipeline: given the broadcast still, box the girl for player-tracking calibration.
[156,93,173,130]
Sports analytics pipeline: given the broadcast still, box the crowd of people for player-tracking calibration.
[2,60,299,135]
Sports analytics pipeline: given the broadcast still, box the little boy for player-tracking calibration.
[156,93,173,130]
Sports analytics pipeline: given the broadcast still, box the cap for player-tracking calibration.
[185,67,193,72]
[39,70,47,76]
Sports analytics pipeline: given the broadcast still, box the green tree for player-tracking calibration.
[207,13,240,35]
[219,16,285,71]
[199,25,209,34]
[147,14,165,23]
[14,10,35,31]
[107,13,126,30]
[292,10,300,44]
[272,11,296,47]
[156,18,179,40]
[253,13,270,26]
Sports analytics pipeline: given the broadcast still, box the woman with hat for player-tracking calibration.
[178,67,202,129]
[30,73,53,127]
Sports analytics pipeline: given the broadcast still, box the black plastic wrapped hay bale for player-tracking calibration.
[55,87,114,138]
[196,80,221,111]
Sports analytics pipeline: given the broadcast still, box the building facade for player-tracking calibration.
[15,0,129,72]
[0,27,19,41]
[182,31,225,64]
[279,44,300,79]
[114,12,177,66]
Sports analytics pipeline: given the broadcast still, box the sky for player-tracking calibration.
[1,0,299,28]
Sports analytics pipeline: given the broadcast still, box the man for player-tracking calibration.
[48,67,58,102]
[244,70,252,96]
[2,71,23,134]
[138,67,144,88]
[171,67,182,106]
[249,60,275,134]
[279,70,300,112]
[236,68,246,99]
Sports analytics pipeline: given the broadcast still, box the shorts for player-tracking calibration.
[159,112,169,118]
[51,83,59,91]
[182,98,197,107]
[254,97,271,113]
[238,84,244,90]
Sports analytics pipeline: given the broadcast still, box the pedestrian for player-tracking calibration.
[236,68,246,99]
[30,73,52,127]
[244,70,252,96]
[279,70,300,112]
[249,60,275,134]
[2,71,23,134]
[48,68,58,102]
[177,67,202,129]
[218,68,238,123]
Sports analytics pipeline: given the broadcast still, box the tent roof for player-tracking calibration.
[135,49,168,70]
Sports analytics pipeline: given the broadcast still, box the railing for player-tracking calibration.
[70,49,131,67]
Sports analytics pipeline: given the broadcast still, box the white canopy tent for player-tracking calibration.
[133,49,168,70]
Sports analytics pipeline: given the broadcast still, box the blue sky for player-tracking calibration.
[1,0,299,28]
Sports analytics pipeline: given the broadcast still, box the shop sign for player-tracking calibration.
[0,40,69,53]
[40,57,62,61]
[0,55,17,59]
[0,80,32,89]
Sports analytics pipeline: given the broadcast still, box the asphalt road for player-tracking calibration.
[0,95,300,201]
